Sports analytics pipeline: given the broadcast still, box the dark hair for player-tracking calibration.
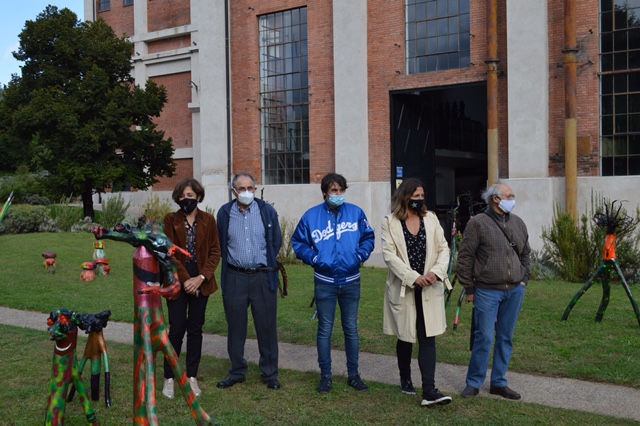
[320,173,348,196]
[390,178,427,220]
[171,178,205,203]
[231,173,256,191]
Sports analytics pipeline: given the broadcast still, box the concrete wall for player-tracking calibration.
[505,177,640,253]
[506,0,549,178]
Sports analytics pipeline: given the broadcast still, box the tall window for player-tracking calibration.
[98,0,110,11]
[600,1,640,175]
[406,0,470,74]
[259,8,309,184]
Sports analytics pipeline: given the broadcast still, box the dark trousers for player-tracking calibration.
[222,268,279,381]
[164,264,209,379]
[396,288,437,394]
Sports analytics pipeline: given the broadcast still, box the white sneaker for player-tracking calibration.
[162,378,174,399]
[189,377,202,397]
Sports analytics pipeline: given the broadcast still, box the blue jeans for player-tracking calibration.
[314,282,361,379]
[466,285,526,388]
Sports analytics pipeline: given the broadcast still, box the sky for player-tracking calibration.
[0,1,85,86]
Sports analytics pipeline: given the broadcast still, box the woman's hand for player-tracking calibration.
[414,272,438,288]
[183,276,203,296]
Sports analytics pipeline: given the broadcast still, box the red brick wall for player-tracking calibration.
[154,158,193,191]
[367,0,509,180]
[97,0,135,37]
[229,1,335,185]
[148,35,192,54]
[548,0,600,177]
[151,72,193,150]
[148,0,190,32]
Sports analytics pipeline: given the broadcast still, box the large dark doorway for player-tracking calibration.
[391,83,488,233]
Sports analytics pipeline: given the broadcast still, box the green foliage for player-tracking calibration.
[277,216,299,264]
[48,195,84,231]
[0,204,52,234]
[98,193,131,228]
[141,193,174,223]
[0,167,50,204]
[0,6,176,219]
[530,249,560,281]
[542,196,640,283]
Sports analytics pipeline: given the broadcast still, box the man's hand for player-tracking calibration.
[183,276,203,296]
[466,293,475,303]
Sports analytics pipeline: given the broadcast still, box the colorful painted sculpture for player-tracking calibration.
[562,200,640,327]
[93,241,106,261]
[43,252,58,274]
[0,191,13,223]
[93,220,218,425]
[45,308,99,426]
[68,310,112,408]
[94,258,110,276]
[80,262,97,281]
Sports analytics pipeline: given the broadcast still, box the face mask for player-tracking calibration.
[236,190,255,206]
[178,198,198,214]
[327,194,345,208]
[408,199,424,213]
[498,199,516,214]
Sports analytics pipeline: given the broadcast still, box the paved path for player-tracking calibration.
[1,306,639,422]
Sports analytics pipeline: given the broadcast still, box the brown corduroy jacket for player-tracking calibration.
[163,209,221,296]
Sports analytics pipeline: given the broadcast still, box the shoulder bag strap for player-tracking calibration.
[484,212,520,255]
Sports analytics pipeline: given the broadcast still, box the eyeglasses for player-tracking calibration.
[235,186,256,192]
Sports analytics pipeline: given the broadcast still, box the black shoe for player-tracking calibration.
[421,389,452,406]
[460,386,479,398]
[489,386,521,400]
[400,378,416,395]
[317,377,333,394]
[266,379,281,390]
[216,376,245,389]
[347,375,369,392]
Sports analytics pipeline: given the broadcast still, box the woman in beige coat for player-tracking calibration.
[382,178,451,406]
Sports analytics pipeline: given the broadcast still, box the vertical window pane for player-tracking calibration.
[406,0,470,74]
[259,8,309,184]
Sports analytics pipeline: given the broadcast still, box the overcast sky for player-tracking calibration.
[0,1,84,86]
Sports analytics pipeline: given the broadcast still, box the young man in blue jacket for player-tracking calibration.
[292,173,375,393]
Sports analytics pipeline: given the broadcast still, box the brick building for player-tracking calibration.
[84,0,640,250]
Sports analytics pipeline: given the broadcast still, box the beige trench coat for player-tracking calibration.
[382,212,451,342]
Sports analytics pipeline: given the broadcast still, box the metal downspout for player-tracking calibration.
[564,0,578,219]
[486,0,499,185]
[224,0,232,202]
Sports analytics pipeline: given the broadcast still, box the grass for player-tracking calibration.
[2,323,637,425]
[1,232,640,423]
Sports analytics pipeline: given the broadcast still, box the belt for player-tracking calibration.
[227,263,278,274]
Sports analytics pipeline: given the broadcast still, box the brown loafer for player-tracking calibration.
[461,386,479,398]
[489,386,521,400]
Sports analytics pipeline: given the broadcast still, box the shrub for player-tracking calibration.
[71,216,100,233]
[529,249,560,281]
[141,194,174,223]
[48,195,84,231]
[278,217,299,264]
[0,204,52,234]
[22,194,51,205]
[99,193,131,228]
[0,167,51,204]
[542,195,640,283]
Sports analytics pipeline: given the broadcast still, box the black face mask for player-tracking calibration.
[408,199,424,213]
[178,198,198,214]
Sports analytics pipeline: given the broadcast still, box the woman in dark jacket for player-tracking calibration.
[162,178,221,399]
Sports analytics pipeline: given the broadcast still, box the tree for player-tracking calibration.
[0,6,175,219]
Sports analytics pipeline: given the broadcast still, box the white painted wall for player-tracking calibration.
[506,0,549,178]
[333,0,369,181]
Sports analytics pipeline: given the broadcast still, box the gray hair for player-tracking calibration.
[481,183,503,204]
[230,173,256,190]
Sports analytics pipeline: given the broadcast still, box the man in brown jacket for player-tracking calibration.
[457,183,530,401]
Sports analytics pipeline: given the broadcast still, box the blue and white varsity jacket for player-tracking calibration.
[292,201,375,285]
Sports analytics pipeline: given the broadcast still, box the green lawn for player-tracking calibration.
[1,232,639,424]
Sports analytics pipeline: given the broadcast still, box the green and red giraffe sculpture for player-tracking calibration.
[93,219,218,425]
